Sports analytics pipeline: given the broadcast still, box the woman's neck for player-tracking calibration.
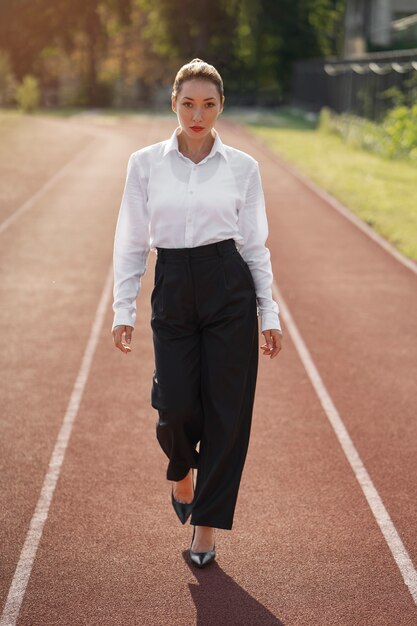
[177,128,215,161]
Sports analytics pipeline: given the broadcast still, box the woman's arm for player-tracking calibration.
[112,151,150,334]
[237,160,282,337]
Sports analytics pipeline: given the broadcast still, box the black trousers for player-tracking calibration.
[150,238,259,530]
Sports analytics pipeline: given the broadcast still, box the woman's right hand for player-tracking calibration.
[112,325,133,354]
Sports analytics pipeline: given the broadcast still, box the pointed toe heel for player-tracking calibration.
[189,525,216,568]
[171,489,194,524]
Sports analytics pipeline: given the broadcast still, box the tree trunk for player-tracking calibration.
[85,2,101,106]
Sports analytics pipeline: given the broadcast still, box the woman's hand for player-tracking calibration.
[261,329,282,359]
[112,325,133,354]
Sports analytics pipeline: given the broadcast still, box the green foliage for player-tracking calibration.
[379,73,417,111]
[0,0,347,107]
[249,0,346,101]
[378,86,406,109]
[382,104,417,160]
[305,0,346,56]
[15,75,41,112]
[0,50,17,106]
[317,104,417,162]
[318,106,333,133]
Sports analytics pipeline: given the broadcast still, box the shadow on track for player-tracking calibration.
[182,549,285,625]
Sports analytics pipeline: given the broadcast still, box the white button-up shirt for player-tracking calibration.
[112,125,282,334]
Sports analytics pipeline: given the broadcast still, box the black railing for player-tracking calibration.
[292,48,417,120]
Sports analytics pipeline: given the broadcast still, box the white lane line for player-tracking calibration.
[0,138,97,236]
[234,121,417,277]
[272,281,417,605]
[0,265,113,626]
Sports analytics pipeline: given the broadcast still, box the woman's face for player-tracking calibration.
[172,79,224,139]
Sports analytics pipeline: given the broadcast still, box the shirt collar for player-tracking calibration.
[162,125,228,162]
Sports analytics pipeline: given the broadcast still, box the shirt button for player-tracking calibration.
[189,190,193,194]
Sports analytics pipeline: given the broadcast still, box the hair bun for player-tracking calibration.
[172,59,223,100]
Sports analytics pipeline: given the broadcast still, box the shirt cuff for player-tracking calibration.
[259,311,283,335]
[112,308,136,333]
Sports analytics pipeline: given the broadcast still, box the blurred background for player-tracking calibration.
[0,0,416,115]
[1,0,416,259]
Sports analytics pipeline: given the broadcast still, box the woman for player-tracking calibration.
[111,58,283,568]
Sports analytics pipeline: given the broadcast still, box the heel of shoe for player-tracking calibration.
[189,526,216,568]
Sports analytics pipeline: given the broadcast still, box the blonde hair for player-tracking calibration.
[172,58,224,101]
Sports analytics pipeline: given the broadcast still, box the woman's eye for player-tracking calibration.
[182,102,215,108]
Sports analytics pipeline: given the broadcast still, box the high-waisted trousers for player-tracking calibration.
[150,238,259,530]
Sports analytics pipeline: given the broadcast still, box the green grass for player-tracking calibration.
[233,107,417,263]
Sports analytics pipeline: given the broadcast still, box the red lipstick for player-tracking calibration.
[190,126,204,132]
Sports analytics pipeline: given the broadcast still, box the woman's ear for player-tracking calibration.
[171,95,176,113]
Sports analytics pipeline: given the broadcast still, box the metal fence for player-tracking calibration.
[292,48,417,120]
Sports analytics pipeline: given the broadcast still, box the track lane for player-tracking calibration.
[0,118,155,614]
[0,115,97,225]
[14,253,417,626]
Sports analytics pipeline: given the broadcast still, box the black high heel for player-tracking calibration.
[189,525,216,568]
[171,468,195,525]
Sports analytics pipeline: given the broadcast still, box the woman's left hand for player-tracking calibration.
[261,329,283,359]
